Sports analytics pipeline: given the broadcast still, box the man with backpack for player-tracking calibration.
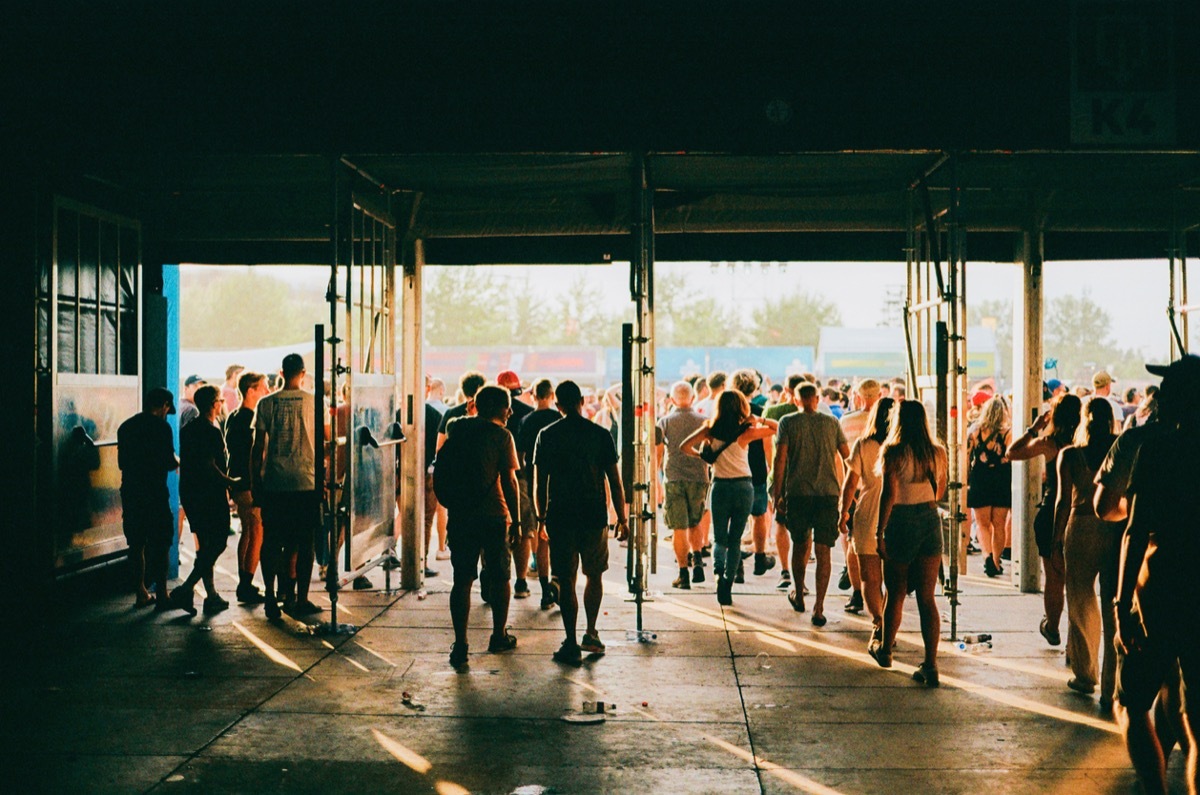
[434,385,522,670]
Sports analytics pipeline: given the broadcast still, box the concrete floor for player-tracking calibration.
[4,533,1186,794]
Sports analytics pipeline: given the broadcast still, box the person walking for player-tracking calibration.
[732,369,777,580]
[870,400,948,687]
[839,396,894,647]
[967,396,1013,578]
[169,386,240,615]
[437,385,522,670]
[226,371,269,603]
[681,390,776,606]
[251,353,322,620]
[534,380,628,664]
[117,388,178,609]
[656,381,710,590]
[1055,397,1122,703]
[1007,393,1083,647]
[838,379,882,613]
[771,383,849,625]
[517,378,563,608]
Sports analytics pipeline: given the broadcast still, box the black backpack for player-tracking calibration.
[432,420,491,513]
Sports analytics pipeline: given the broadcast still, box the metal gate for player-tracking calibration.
[322,169,400,599]
[905,163,968,639]
[39,198,142,571]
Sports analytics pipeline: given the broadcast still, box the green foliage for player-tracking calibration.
[655,272,741,346]
[181,268,328,350]
[1044,290,1145,385]
[748,290,841,348]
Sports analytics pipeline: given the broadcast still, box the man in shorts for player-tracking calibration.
[517,378,564,609]
[772,383,850,627]
[442,385,521,669]
[117,387,178,609]
[656,380,709,589]
[498,370,536,599]
[535,380,628,665]
[1114,355,1200,794]
[251,353,321,620]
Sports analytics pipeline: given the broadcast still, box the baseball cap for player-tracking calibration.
[1046,378,1063,392]
[1092,371,1114,388]
[184,374,206,387]
[971,390,990,407]
[496,370,523,394]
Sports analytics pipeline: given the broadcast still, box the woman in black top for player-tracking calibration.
[967,396,1013,577]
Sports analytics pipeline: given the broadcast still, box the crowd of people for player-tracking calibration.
[116,353,1199,793]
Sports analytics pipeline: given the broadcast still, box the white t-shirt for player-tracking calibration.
[848,437,882,537]
[254,387,316,491]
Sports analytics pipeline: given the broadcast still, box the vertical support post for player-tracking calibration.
[943,156,964,640]
[398,236,425,591]
[1013,229,1044,594]
[627,154,656,636]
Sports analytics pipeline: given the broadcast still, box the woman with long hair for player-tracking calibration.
[1055,397,1122,707]
[1008,393,1082,647]
[869,400,948,686]
[967,396,1013,577]
[682,390,776,606]
[839,396,894,645]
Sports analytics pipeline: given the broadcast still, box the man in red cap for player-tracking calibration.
[497,370,537,598]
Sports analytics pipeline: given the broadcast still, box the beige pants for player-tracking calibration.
[1063,513,1119,697]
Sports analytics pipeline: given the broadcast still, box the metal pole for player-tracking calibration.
[1015,229,1044,594]
[397,236,425,591]
[943,156,963,641]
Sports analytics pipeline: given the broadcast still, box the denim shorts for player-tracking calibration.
[881,503,942,565]
[750,482,769,517]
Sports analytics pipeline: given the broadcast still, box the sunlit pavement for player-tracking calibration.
[3,536,1185,794]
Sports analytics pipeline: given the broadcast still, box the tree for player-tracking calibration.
[1044,290,1145,386]
[181,268,328,350]
[748,290,841,348]
[422,268,510,346]
[553,275,625,347]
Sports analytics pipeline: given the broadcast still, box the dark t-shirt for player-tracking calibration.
[437,402,469,436]
[117,411,176,500]
[517,408,562,474]
[534,413,618,527]
[748,402,768,485]
[180,419,229,509]
[444,416,520,520]
[1125,428,1200,635]
[225,406,254,492]
[506,398,533,437]
[424,402,444,469]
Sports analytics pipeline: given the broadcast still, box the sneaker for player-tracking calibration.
[288,599,323,617]
[514,578,531,599]
[423,567,439,578]
[435,548,451,561]
[740,550,753,560]
[203,595,230,614]
[1001,547,1012,561]
[700,545,712,558]
[753,553,776,576]
[844,591,863,614]
[716,577,733,606]
[449,642,469,669]
[352,575,374,590]
[1067,677,1096,695]
[540,579,560,610]
[734,562,745,584]
[580,633,606,654]
[692,564,706,584]
[264,599,282,621]
[236,584,266,604]
[672,572,691,590]
[553,640,583,666]
[787,589,805,613]
[868,641,892,668]
[837,566,851,591]
[776,570,792,591]
[1039,617,1061,646]
[169,586,198,617]
[488,631,518,653]
[913,662,940,687]
[966,541,981,555]
[983,557,999,578]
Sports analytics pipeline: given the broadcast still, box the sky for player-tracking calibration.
[198,258,1185,364]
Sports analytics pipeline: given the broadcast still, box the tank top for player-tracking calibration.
[893,452,943,504]
[712,436,752,479]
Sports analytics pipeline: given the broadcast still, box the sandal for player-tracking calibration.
[1039,617,1061,646]
[488,631,518,653]
[449,642,469,669]
[912,662,940,687]
[868,640,892,668]
[787,589,805,613]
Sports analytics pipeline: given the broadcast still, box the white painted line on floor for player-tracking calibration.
[371,728,432,773]
[231,621,303,672]
[354,641,398,667]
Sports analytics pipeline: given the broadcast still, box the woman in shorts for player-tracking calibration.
[966,396,1013,577]
[870,400,948,687]
[839,396,894,648]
